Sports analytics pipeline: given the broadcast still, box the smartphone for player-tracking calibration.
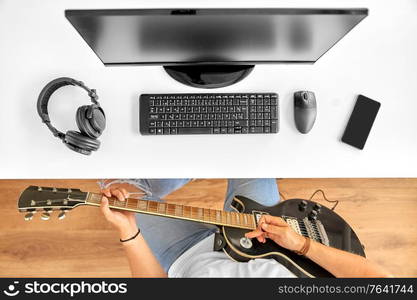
[341,95,380,150]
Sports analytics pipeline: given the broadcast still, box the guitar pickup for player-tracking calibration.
[252,211,270,227]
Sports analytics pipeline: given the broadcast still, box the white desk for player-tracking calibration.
[1,0,417,178]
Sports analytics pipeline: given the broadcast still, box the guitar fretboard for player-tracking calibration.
[86,193,257,230]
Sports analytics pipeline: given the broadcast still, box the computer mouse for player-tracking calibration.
[294,91,317,134]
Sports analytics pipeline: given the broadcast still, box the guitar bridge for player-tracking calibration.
[283,216,329,246]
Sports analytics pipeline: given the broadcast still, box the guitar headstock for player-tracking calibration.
[18,186,88,221]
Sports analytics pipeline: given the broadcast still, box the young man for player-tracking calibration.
[99,179,390,278]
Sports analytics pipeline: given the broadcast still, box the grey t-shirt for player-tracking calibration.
[168,234,296,278]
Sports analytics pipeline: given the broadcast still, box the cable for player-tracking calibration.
[309,189,339,211]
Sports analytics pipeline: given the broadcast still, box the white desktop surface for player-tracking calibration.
[0,0,416,179]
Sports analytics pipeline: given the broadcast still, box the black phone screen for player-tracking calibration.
[341,95,380,150]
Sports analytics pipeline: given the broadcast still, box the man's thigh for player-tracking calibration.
[224,178,280,211]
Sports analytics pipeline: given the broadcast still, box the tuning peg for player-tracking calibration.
[41,212,50,220]
[58,211,66,220]
[24,212,34,221]
[37,186,42,191]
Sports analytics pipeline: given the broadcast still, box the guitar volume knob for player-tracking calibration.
[240,237,253,249]
[299,200,308,211]
[313,203,322,212]
[308,210,318,221]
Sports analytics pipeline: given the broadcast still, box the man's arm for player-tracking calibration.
[304,238,390,278]
[100,189,167,278]
[246,215,391,278]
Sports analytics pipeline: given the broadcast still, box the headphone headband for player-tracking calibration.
[37,77,100,140]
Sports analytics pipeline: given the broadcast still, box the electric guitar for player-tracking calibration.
[18,185,365,277]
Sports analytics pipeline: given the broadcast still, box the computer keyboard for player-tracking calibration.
[139,93,279,135]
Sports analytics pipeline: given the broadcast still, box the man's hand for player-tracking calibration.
[245,215,305,252]
[101,187,138,240]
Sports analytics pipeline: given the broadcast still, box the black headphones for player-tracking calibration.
[37,77,106,155]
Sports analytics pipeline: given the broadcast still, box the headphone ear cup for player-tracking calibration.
[64,130,100,155]
[76,105,101,139]
[90,106,106,134]
[65,141,93,155]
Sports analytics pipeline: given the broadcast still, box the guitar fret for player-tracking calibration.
[138,200,147,211]
[157,203,166,213]
[175,205,183,216]
[183,206,191,218]
[148,201,158,213]
[90,193,255,229]
[204,208,210,221]
[210,209,214,222]
[167,203,175,216]
[216,210,221,223]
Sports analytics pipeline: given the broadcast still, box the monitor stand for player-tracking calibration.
[163,64,254,89]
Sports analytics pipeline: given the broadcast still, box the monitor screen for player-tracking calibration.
[65,9,368,66]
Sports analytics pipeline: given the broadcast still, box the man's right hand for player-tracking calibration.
[245,215,306,252]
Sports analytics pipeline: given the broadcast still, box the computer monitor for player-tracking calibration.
[65,8,368,88]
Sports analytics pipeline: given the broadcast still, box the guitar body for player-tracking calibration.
[221,196,365,278]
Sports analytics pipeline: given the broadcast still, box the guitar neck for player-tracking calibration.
[86,193,257,230]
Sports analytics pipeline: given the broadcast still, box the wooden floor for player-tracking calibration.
[0,179,416,277]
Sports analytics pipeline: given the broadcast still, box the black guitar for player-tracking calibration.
[18,185,365,277]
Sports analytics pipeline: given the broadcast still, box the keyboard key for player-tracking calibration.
[271,106,278,119]
[234,120,248,126]
[271,120,278,133]
[178,127,213,134]
[250,126,264,133]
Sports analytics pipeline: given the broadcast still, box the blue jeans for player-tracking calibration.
[99,179,280,272]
